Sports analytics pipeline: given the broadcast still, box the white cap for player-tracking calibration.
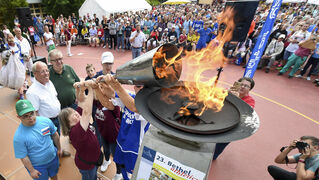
[101,52,114,64]
[164,28,168,31]
[278,34,285,39]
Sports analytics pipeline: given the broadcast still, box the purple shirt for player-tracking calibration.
[295,47,311,58]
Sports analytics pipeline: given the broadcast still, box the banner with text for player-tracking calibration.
[136,146,206,180]
[244,0,282,78]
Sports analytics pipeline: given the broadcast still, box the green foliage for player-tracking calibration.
[0,0,28,29]
[42,0,85,18]
[146,0,161,6]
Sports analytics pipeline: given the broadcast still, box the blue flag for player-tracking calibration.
[244,0,282,78]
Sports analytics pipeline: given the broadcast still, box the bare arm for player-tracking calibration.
[95,82,115,110]
[79,86,94,131]
[274,140,297,164]
[51,132,62,157]
[296,146,315,180]
[21,156,41,179]
[97,75,138,113]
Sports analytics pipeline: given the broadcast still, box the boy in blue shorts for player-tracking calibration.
[13,100,61,180]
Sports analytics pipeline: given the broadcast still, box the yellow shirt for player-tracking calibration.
[81,28,88,36]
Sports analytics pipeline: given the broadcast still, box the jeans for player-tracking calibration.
[79,166,97,180]
[283,50,293,61]
[103,31,109,46]
[267,165,296,180]
[124,37,131,49]
[101,138,121,174]
[109,34,117,49]
[117,35,124,49]
[50,117,60,135]
[132,47,142,59]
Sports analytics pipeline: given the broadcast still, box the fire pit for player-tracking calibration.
[136,86,259,143]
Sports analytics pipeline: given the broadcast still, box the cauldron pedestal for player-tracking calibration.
[132,126,215,179]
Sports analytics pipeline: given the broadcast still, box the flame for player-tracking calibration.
[155,8,235,117]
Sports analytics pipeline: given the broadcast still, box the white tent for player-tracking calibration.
[79,0,152,19]
[265,0,306,3]
[307,0,319,5]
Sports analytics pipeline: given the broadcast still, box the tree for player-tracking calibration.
[0,0,28,29]
[146,0,161,6]
[42,0,85,18]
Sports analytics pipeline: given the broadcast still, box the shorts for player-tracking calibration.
[27,154,59,180]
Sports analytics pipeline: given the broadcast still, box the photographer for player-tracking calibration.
[268,136,319,180]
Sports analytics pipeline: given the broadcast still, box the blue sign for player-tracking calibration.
[244,0,283,78]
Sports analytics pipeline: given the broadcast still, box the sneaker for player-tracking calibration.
[306,77,311,81]
[288,75,293,79]
[295,75,302,78]
[103,45,106,48]
[68,54,73,57]
[100,159,111,172]
[265,68,270,73]
[113,173,123,180]
[276,67,283,70]
[277,72,283,76]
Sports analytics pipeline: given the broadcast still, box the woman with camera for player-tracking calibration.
[268,136,319,180]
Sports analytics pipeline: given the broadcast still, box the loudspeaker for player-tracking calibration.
[16,7,33,30]
[225,0,259,42]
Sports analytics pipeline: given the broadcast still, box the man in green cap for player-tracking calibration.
[13,99,61,180]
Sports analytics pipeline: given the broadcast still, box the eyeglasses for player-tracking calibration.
[36,69,49,74]
[240,84,251,88]
[50,57,63,63]
[21,111,35,119]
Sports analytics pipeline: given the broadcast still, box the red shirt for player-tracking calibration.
[295,47,311,58]
[97,29,104,37]
[94,100,120,143]
[241,95,255,108]
[69,121,101,170]
[179,34,187,43]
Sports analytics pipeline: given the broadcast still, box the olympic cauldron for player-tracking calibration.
[115,43,259,143]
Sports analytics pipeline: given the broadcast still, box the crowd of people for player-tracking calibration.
[1,1,319,180]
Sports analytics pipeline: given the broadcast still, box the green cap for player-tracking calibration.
[16,100,35,116]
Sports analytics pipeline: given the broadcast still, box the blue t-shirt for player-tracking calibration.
[197,28,212,44]
[192,20,203,31]
[312,43,319,59]
[293,154,319,172]
[13,116,57,166]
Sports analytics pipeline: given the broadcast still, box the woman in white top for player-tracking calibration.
[43,26,55,52]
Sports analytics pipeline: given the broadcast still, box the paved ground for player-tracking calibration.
[0,44,318,180]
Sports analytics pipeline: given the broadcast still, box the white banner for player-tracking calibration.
[307,0,319,5]
[137,146,206,180]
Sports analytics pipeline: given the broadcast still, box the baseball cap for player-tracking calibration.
[16,100,35,116]
[278,34,285,39]
[101,52,114,64]
[164,28,168,31]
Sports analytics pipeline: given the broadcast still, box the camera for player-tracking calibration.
[296,141,309,151]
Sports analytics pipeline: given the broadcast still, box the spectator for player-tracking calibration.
[167,26,178,44]
[124,22,132,50]
[13,99,61,180]
[64,24,72,56]
[71,25,78,44]
[196,21,212,51]
[43,25,55,52]
[97,74,150,180]
[296,38,319,81]
[268,136,319,180]
[59,84,101,180]
[259,34,285,73]
[35,19,45,46]
[117,21,125,51]
[214,77,255,160]
[129,24,146,59]
[49,49,80,109]
[109,18,117,50]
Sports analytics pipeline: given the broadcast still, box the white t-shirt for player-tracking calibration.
[43,32,54,46]
[14,36,31,55]
[286,30,311,53]
[26,80,61,118]
[130,31,146,48]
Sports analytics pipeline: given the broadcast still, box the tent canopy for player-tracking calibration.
[163,0,191,5]
[79,0,152,19]
[265,0,306,3]
[307,0,319,5]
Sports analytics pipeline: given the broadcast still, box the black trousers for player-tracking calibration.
[109,34,117,49]
[267,165,296,180]
[300,56,319,77]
